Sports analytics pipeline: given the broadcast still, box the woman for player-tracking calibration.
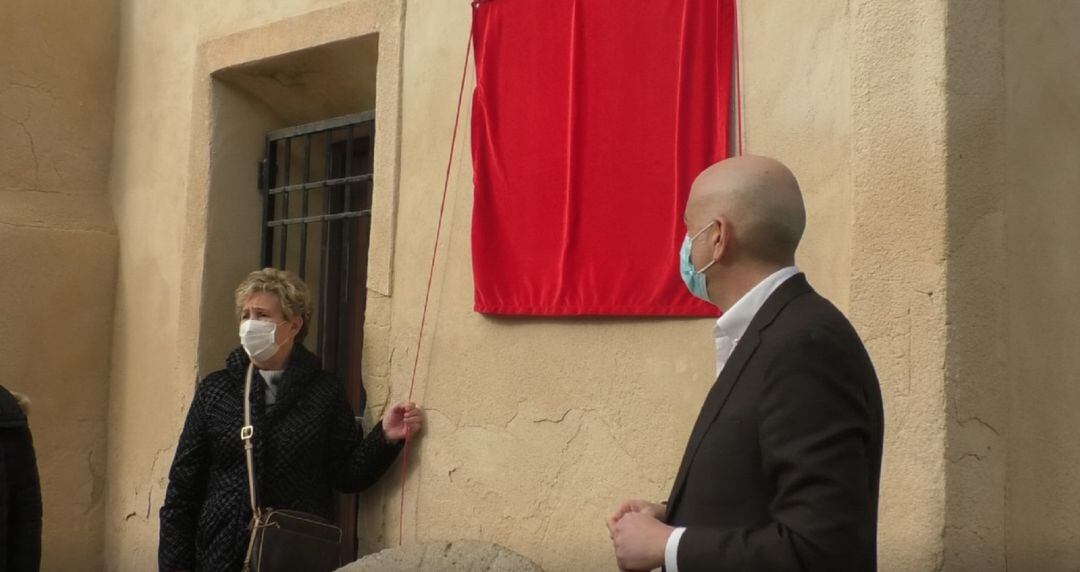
[159,268,422,571]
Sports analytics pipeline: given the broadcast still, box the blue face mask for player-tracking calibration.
[679,221,718,302]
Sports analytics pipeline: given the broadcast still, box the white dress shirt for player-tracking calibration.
[664,266,800,572]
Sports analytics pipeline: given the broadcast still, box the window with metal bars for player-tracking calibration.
[259,111,374,561]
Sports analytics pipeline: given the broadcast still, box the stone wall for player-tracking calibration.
[0,1,119,570]
[1003,1,1080,568]
[11,0,1072,569]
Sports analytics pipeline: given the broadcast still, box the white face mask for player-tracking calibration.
[239,319,284,363]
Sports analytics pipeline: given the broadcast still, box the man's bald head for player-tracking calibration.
[686,155,805,266]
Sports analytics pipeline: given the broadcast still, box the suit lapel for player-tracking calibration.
[665,274,812,519]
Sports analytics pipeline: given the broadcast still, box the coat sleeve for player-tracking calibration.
[677,330,879,572]
[4,424,43,571]
[159,384,211,571]
[328,387,403,494]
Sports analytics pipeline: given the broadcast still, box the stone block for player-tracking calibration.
[339,540,543,572]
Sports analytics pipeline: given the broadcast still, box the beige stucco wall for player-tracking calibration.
[89,0,1080,571]
[103,2,401,565]
[748,2,959,569]
[374,9,714,564]
[1004,1,1080,568]
[0,1,119,570]
[103,0,954,570]
[388,1,953,570]
[103,1,380,569]
[846,3,951,569]
[100,0,882,568]
[942,1,1009,569]
[741,0,853,309]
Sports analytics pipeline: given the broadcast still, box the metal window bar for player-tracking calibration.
[280,137,291,269]
[259,113,374,390]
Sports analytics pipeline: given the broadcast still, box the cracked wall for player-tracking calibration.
[0,0,120,570]
[942,1,1009,570]
[1003,1,1080,568]
[938,2,1080,568]
[374,1,949,570]
[374,1,986,569]
[102,2,394,570]
[372,10,719,570]
[90,0,1080,570]
[848,3,951,570]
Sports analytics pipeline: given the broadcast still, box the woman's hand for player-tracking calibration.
[382,401,423,443]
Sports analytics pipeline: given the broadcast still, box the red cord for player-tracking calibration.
[397,10,475,548]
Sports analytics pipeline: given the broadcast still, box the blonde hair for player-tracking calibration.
[234,268,313,343]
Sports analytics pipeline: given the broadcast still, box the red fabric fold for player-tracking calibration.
[471,0,735,316]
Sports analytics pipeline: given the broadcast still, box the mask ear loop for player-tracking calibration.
[276,317,300,345]
[689,220,719,273]
[688,220,716,242]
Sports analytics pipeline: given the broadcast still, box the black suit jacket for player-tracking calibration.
[665,274,883,571]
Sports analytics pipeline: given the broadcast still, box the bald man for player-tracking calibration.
[608,156,883,571]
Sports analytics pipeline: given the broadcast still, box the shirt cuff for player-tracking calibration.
[664,526,686,572]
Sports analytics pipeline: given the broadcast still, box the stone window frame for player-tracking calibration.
[177,0,403,378]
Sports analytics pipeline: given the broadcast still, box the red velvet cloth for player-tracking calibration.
[470,0,736,316]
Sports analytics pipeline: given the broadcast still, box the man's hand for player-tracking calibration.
[607,499,666,532]
[608,511,673,572]
[382,402,423,442]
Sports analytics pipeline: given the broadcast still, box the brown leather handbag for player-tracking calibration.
[241,364,343,572]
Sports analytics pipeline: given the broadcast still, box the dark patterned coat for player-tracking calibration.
[0,385,41,572]
[159,345,402,572]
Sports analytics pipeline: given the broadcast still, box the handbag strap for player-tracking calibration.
[242,363,261,572]
[241,363,259,516]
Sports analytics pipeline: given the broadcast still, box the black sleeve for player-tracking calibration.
[159,385,211,571]
[678,330,878,571]
[4,424,43,572]
[328,389,403,494]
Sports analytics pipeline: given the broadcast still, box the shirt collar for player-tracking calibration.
[713,266,800,341]
[259,369,284,383]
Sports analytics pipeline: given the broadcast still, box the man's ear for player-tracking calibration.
[291,316,304,337]
[711,215,732,262]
